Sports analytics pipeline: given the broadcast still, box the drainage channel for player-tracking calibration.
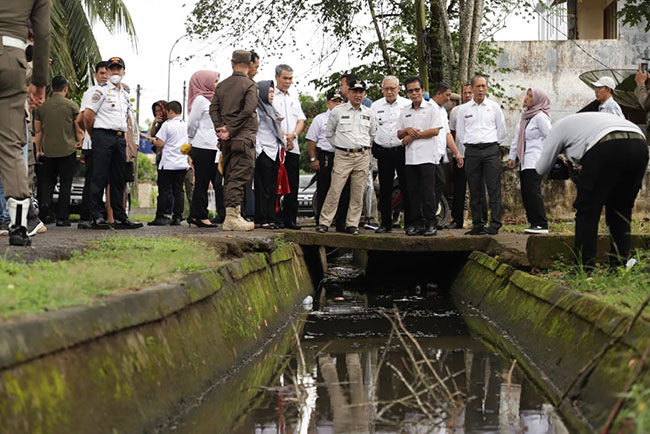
[164,252,568,433]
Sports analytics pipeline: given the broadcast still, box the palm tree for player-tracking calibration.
[50,0,137,96]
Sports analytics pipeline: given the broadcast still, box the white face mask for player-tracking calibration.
[109,74,122,85]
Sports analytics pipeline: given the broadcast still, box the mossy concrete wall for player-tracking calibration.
[0,242,312,434]
[452,251,650,433]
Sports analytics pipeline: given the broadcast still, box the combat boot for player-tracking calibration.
[7,198,32,246]
[234,205,254,231]
[222,206,254,231]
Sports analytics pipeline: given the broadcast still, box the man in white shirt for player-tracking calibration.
[149,101,190,226]
[455,75,507,235]
[396,76,443,236]
[371,75,411,233]
[273,64,306,229]
[306,91,349,228]
[430,82,464,229]
[536,112,647,268]
[592,76,624,118]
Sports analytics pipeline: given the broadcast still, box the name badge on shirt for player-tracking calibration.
[405,114,412,118]
[464,114,473,118]
[341,115,350,119]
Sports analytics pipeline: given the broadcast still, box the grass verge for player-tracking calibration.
[538,248,650,319]
[0,236,220,320]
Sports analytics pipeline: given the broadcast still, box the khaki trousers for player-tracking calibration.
[0,46,30,199]
[319,148,370,228]
[222,139,255,208]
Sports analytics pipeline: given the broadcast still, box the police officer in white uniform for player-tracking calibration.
[371,75,411,233]
[82,57,142,229]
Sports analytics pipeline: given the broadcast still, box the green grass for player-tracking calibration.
[539,248,650,318]
[0,236,220,319]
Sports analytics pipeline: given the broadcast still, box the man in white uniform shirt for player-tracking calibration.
[455,75,506,235]
[371,75,411,233]
[592,76,624,118]
[396,76,443,236]
[430,82,464,229]
[273,64,306,229]
[76,61,108,229]
[306,91,349,228]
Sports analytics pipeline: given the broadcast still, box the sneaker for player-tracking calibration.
[27,217,46,236]
[315,225,328,233]
[0,222,9,236]
[524,225,549,234]
[364,222,379,230]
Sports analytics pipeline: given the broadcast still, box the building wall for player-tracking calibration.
[576,0,617,39]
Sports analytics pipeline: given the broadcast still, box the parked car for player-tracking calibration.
[52,156,131,216]
[298,174,317,216]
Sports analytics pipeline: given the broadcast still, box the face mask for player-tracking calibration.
[109,74,122,85]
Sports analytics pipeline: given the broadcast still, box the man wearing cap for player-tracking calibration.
[0,0,50,245]
[273,64,306,230]
[306,90,349,228]
[210,50,258,231]
[371,75,411,233]
[83,56,143,230]
[341,73,373,108]
[634,63,650,138]
[537,112,647,268]
[316,77,376,235]
[592,76,624,118]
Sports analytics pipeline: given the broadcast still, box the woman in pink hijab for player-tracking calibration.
[507,88,552,234]
[187,70,223,227]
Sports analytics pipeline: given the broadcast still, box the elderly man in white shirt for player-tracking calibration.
[455,75,507,235]
[592,76,624,118]
[371,75,411,233]
[396,76,443,236]
[273,64,306,229]
[306,91,349,228]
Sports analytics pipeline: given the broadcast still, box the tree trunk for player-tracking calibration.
[415,0,429,92]
[432,0,455,83]
[457,0,474,88]
[368,0,393,75]
[467,0,484,78]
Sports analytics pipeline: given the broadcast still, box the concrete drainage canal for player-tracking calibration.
[161,251,570,433]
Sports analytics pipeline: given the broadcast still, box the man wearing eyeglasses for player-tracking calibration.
[371,76,411,233]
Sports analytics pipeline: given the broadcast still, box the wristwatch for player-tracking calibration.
[309,157,316,162]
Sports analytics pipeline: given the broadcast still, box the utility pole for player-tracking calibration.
[167,34,188,100]
[182,80,187,120]
[134,84,141,202]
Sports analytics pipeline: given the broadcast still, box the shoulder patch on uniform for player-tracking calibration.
[91,91,102,103]
[360,115,370,120]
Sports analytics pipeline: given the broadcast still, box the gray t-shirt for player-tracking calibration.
[536,112,645,175]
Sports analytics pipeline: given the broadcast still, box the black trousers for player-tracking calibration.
[281,151,299,225]
[157,169,186,220]
[316,149,349,228]
[450,158,466,226]
[90,130,127,221]
[254,152,279,224]
[465,143,502,229]
[79,149,94,221]
[574,138,648,266]
[190,147,224,220]
[405,163,437,228]
[519,169,547,228]
[40,152,76,220]
[375,144,409,227]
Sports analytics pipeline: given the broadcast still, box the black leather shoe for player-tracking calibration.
[91,218,111,230]
[405,226,420,236]
[170,218,182,226]
[56,219,71,227]
[285,222,302,230]
[77,220,92,230]
[148,217,171,226]
[335,225,346,233]
[345,226,359,235]
[486,226,500,235]
[375,225,392,234]
[465,226,487,235]
[446,221,463,230]
[115,219,143,229]
[315,225,328,233]
[422,224,437,236]
[9,226,31,246]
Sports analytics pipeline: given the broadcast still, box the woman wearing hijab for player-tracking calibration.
[507,88,552,234]
[254,80,284,229]
[187,70,222,228]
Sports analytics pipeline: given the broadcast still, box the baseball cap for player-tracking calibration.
[107,57,125,68]
[327,90,343,101]
[591,76,616,90]
[349,80,367,91]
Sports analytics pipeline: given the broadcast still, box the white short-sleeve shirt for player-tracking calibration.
[371,96,411,148]
[155,117,190,170]
[272,88,306,155]
[86,82,130,132]
[396,101,443,165]
[305,110,334,152]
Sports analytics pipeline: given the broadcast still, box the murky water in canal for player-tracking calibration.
[169,253,568,433]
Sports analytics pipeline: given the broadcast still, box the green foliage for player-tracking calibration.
[0,236,218,318]
[298,94,326,173]
[618,0,650,32]
[137,152,157,182]
[615,384,650,431]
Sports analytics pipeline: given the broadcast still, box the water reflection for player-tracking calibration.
[170,257,570,434]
